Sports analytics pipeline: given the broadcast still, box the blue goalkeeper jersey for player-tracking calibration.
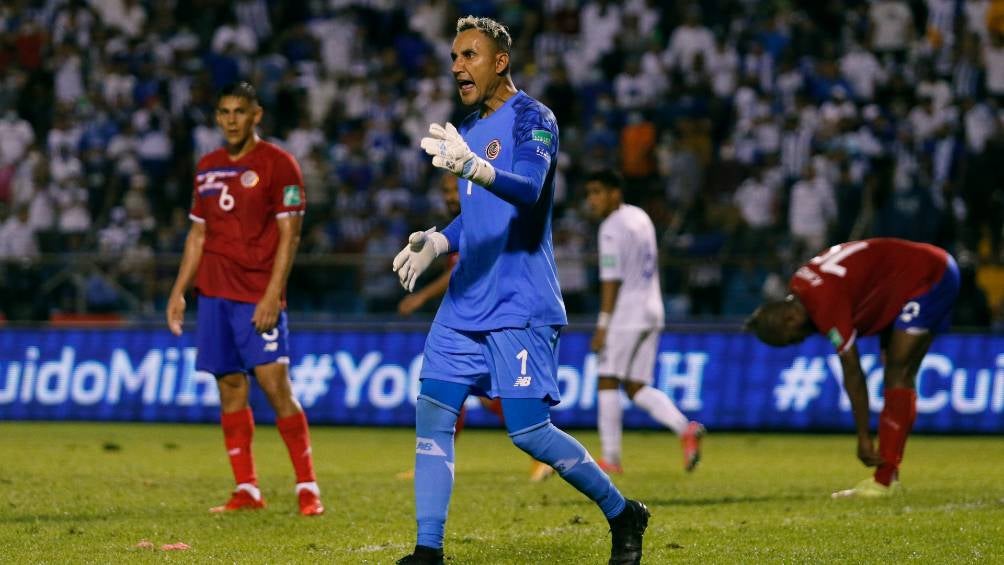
[434,90,567,331]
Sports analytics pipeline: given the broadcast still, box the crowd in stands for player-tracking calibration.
[0,0,1002,327]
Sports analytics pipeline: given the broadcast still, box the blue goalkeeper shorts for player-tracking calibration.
[419,322,562,405]
[195,295,290,377]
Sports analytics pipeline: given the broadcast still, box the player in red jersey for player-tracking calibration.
[746,238,960,497]
[166,82,323,516]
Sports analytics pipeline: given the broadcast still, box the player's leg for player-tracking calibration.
[503,396,649,563]
[489,326,649,564]
[504,397,625,514]
[474,395,551,481]
[412,379,469,556]
[399,323,485,565]
[196,296,264,512]
[254,361,323,515]
[596,331,626,472]
[235,305,323,515]
[597,377,625,473]
[399,404,468,481]
[874,329,930,487]
[621,330,705,471]
[213,371,265,511]
[874,256,959,488]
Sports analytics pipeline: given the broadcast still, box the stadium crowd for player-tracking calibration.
[0,0,1002,326]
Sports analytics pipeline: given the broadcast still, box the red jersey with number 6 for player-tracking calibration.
[789,238,948,354]
[189,140,306,303]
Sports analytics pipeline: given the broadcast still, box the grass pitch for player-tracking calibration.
[0,422,1002,564]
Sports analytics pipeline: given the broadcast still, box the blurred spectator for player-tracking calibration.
[0,205,39,262]
[870,0,914,57]
[554,212,590,313]
[93,0,147,39]
[663,6,713,74]
[789,159,837,261]
[360,221,402,313]
[0,205,41,320]
[286,114,325,163]
[0,109,34,166]
[732,164,779,254]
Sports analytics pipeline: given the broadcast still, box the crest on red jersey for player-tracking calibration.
[241,170,260,188]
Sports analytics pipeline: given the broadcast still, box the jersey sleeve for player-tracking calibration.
[512,101,559,162]
[598,223,622,282]
[189,169,205,223]
[483,100,559,206]
[271,151,306,217]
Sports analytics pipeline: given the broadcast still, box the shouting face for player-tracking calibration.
[450,29,508,108]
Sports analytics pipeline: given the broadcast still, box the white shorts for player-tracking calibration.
[597,328,659,384]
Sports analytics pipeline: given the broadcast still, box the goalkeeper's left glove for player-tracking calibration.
[420,122,496,186]
[392,227,450,292]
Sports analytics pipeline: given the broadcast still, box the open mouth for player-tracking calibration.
[457,79,475,94]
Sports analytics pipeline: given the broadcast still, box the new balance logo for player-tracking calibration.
[416,437,447,457]
[553,457,579,473]
[515,376,532,387]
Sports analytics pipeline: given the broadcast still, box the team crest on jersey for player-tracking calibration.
[485,139,501,160]
[240,170,259,188]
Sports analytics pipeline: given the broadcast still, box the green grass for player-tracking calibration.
[0,423,1002,564]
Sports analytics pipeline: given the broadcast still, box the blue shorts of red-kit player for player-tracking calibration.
[419,322,563,404]
[195,295,290,377]
[893,254,960,335]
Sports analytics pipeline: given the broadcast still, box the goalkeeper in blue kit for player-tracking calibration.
[392,16,649,565]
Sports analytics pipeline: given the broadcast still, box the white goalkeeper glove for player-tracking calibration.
[420,122,496,187]
[392,227,450,292]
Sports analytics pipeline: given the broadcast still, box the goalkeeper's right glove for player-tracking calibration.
[392,227,450,292]
[420,122,497,187]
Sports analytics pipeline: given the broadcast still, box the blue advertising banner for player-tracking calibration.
[0,327,1001,433]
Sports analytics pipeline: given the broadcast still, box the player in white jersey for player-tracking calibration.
[585,170,705,473]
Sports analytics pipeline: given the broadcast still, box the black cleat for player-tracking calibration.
[396,545,445,565]
[608,499,650,565]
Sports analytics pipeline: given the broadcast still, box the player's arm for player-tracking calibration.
[482,150,549,206]
[253,213,302,333]
[591,280,621,353]
[838,343,884,467]
[166,220,206,336]
[420,123,552,207]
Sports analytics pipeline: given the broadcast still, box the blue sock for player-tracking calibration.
[504,398,626,519]
[414,394,461,549]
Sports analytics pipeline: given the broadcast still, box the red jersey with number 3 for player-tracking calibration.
[789,238,948,354]
[189,140,306,303]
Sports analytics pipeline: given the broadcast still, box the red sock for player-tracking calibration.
[276,411,316,484]
[874,388,917,486]
[221,408,257,486]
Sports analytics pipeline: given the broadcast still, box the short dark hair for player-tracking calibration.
[217,81,259,105]
[585,169,622,190]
